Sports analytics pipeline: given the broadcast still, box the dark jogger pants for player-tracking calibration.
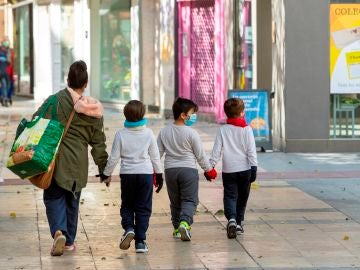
[120,174,153,241]
[222,170,251,224]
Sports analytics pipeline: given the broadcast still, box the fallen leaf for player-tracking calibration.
[343,235,349,241]
[104,203,109,206]
[214,209,224,215]
[251,183,260,189]
[10,212,16,218]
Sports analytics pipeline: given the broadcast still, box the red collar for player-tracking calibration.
[226,118,248,127]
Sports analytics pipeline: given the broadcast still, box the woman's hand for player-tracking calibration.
[96,173,111,187]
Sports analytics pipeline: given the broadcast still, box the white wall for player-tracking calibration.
[33,4,53,101]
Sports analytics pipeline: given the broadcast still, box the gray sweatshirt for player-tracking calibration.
[103,127,163,175]
[210,124,257,173]
[157,123,212,171]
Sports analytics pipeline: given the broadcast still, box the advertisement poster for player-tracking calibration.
[228,90,271,145]
[330,4,360,94]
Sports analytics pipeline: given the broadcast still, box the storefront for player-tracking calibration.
[176,0,226,122]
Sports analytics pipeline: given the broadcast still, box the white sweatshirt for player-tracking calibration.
[103,127,163,175]
[210,124,257,173]
[157,123,212,171]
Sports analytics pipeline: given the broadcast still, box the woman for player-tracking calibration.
[34,61,108,256]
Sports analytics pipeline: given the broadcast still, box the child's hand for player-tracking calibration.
[154,173,164,193]
[96,173,111,187]
[204,168,217,181]
[250,166,257,183]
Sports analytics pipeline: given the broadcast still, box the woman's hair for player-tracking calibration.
[172,97,198,120]
[224,98,245,118]
[67,60,88,89]
[124,100,146,122]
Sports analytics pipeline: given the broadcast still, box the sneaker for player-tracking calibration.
[135,241,149,253]
[227,219,237,239]
[173,229,181,239]
[50,230,66,256]
[119,229,135,250]
[64,244,76,251]
[236,224,244,235]
[178,221,191,241]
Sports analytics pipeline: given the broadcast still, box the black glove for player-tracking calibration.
[96,173,111,186]
[204,171,212,182]
[250,166,257,183]
[155,173,163,193]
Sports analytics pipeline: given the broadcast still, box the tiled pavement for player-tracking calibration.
[1,100,360,269]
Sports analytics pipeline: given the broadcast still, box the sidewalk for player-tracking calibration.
[1,99,360,269]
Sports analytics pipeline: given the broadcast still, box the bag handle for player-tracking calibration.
[28,95,58,128]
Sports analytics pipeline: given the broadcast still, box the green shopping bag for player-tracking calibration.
[6,95,64,179]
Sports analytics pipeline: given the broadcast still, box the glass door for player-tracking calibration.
[99,0,131,102]
[13,4,33,96]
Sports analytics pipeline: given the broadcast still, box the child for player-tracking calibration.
[209,98,257,239]
[100,100,163,253]
[157,97,217,241]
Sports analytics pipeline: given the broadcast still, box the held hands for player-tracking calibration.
[204,168,217,182]
[153,173,164,193]
[96,173,111,187]
[250,166,257,183]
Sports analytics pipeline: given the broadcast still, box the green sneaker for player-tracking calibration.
[178,221,191,241]
[173,229,181,239]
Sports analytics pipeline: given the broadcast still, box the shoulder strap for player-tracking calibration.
[62,109,75,141]
[61,96,81,141]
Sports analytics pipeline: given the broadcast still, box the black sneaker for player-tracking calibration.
[119,228,135,250]
[236,224,244,235]
[227,219,237,239]
[135,241,149,253]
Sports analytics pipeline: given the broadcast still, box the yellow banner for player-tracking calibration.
[330,4,360,93]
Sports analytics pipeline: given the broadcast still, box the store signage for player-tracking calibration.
[228,90,272,150]
[330,4,360,94]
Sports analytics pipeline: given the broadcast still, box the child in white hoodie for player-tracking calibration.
[209,98,257,239]
[100,100,163,253]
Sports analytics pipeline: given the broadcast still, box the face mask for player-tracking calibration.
[185,113,197,126]
[2,41,9,48]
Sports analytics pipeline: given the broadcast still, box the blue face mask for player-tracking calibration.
[185,113,197,126]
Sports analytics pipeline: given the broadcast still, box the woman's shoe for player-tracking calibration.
[64,244,76,251]
[50,230,66,256]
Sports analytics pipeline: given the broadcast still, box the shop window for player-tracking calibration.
[99,0,131,102]
[234,0,253,89]
[61,0,75,87]
[329,0,360,138]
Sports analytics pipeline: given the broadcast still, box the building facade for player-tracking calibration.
[4,0,171,113]
[4,0,360,152]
